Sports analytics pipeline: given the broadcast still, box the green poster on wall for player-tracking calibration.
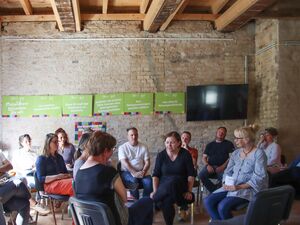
[62,95,93,117]
[155,92,185,114]
[94,93,124,115]
[123,93,153,115]
[31,96,62,117]
[2,96,31,117]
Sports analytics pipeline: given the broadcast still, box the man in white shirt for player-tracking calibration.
[118,127,152,199]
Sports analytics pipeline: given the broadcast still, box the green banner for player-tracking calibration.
[123,93,153,115]
[94,93,124,115]
[155,92,185,113]
[2,96,31,117]
[30,96,62,117]
[62,95,93,117]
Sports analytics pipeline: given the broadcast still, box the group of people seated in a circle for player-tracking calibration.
[1,125,299,225]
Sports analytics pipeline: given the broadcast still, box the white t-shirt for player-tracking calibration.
[118,142,150,171]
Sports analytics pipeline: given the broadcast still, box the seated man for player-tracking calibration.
[199,127,235,193]
[270,155,300,194]
[118,127,152,199]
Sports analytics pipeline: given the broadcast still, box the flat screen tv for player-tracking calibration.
[186,84,248,121]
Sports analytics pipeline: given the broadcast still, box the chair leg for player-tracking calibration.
[190,203,194,225]
[49,198,57,225]
[196,185,200,206]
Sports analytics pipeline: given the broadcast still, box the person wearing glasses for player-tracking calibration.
[199,127,235,193]
[257,127,282,174]
[118,127,152,200]
[75,131,153,225]
[35,133,73,196]
[204,126,268,220]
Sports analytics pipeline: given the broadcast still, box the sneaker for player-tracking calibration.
[177,209,188,222]
[31,204,50,216]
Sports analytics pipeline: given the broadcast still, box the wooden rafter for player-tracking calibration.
[19,0,33,15]
[215,0,278,31]
[103,0,108,14]
[177,0,190,14]
[49,0,64,31]
[211,0,230,14]
[71,0,81,31]
[144,0,185,32]
[140,0,150,14]
[160,0,189,31]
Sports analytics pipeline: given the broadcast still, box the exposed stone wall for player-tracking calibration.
[0,21,255,157]
[255,19,300,162]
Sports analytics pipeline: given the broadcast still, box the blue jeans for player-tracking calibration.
[199,166,223,193]
[120,171,152,199]
[0,179,30,225]
[204,191,249,220]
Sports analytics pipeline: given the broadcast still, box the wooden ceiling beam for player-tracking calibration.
[49,0,64,31]
[81,14,144,21]
[140,0,150,14]
[0,15,56,22]
[215,0,278,31]
[174,13,218,21]
[71,0,81,31]
[143,0,186,32]
[19,0,33,15]
[160,0,189,31]
[103,0,108,14]
[211,0,230,14]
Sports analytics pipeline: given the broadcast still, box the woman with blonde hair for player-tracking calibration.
[204,125,268,220]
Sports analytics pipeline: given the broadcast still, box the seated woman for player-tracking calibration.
[73,132,92,180]
[35,133,73,196]
[74,131,153,225]
[204,126,268,220]
[12,134,37,189]
[55,128,76,170]
[151,131,195,225]
[257,127,282,174]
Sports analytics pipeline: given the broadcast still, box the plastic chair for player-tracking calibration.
[69,197,116,225]
[34,172,69,225]
[209,185,295,225]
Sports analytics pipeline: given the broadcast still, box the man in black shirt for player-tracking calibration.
[199,127,235,193]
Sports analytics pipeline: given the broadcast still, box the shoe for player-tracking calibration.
[177,209,188,222]
[31,204,50,216]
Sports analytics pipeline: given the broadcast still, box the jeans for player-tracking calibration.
[199,166,223,193]
[204,191,249,220]
[0,179,30,225]
[120,171,152,199]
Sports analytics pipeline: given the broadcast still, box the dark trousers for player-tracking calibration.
[153,177,194,225]
[199,166,223,193]
[128,197,153,225]
[0,179,31,225]
[270,167,300,193]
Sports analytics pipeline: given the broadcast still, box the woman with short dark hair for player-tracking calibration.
[151,131,195,225]
[75,131,153,225]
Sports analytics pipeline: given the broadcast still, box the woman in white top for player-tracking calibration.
[258,127,282,174]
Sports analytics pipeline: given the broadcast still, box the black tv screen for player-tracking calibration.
[186,84,248,121]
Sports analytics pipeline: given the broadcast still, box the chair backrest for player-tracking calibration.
[244,185,295,225]
[69,197,116,225]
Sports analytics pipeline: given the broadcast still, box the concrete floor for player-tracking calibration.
[30,200,300,225]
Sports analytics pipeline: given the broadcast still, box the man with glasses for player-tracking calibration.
[199,127,235,193]
[118,127,152,200]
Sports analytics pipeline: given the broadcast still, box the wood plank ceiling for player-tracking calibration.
[0,0,298,33]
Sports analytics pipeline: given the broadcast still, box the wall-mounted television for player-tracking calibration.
[186,84,248,121]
